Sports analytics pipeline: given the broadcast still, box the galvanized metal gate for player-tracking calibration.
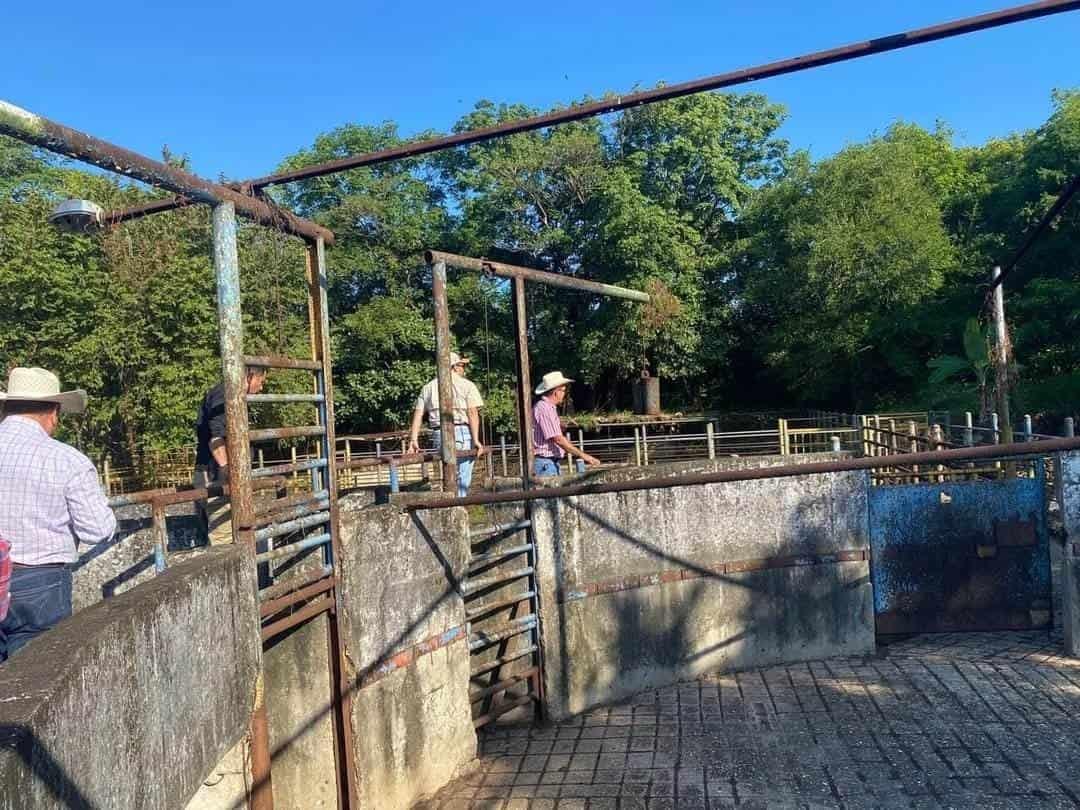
[868,462,1052,634]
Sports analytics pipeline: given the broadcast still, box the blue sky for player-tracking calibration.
[4,1,1077,181]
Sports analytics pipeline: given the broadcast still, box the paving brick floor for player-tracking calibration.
[424,630,1080,809]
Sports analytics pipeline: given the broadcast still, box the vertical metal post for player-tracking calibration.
[634,428,642,466]
[500,435,508,476]
[1023,414,1033,442]
[306,237,357,810]
[212,201,270,810]
[964,412,974,446]
[830,436,841,453]
[641,423,650,465]
[431,260,458,494]
[1065,417,1075,438]
[873,415,882,458]
[888,419,897,454]
[389,460,400,493]
[706,422,716,460]
[511,276,534,488]
[908,420,919,482]
[991,412,1000,442]
[151,500,167,573]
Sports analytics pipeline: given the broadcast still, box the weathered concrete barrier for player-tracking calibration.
[1060,451,1080,656]
[0,546,260,810]
[338,497,476,810]
[528,461,874,719]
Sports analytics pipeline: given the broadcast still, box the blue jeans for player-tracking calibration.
[433,425,474,498]
[534,457,562,477]
[0,565,72,663]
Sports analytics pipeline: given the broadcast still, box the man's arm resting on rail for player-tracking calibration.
[552,435,600,466]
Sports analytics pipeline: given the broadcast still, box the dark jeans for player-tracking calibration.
[0,565,72,663]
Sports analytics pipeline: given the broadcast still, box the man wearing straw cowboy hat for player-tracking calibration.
[0,367,116,661]
[532,371,600,477]
[408,351,484,498]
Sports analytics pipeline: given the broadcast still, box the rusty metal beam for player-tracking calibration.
[240,0,1079,189]
[512,276,535,487]
[0,100,333,245]
[431,259,459,494]
[425,250,651,302]
[407,435,1080,510]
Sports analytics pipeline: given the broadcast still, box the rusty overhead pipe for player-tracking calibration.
[102,0,1080,229]
[0,100,334,245]
[406,436,1080,510]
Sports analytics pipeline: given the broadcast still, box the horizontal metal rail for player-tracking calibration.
[470,667,539,703]
[249,425,327,442]
[254,510,331,543]
[243,355,323,371]
[468,544,534,571]
[470,645,538,678]
[252,458,327,478]
[465,591,537,622]
[470,520,532,542]
[425,250,650,303]
[258,564,334,602]
[256,532,332,564]
[410,436,1080,510]
[472,692,534,729]
[463,567,535,595]
[469,616,537,651]
[246,393,325,404]
[252,491,331,526]
[261,595,335,641]
[259,575,337,618]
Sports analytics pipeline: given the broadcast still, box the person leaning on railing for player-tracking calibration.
[193,364,267,545]
[532,371,600,477]
[0,367,117,662]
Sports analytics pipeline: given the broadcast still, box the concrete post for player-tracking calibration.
[501,435,508,476]
[634,428,642,466]
[831,436,841,452]
[706,423,716,460]
[991,412,1000,443]
[1066,417,1075,438]
[964,412,974,446]
[1060,451,1080,657]
[1023,414,1033,442]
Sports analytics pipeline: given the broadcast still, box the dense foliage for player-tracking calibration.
[0,88,1077,462]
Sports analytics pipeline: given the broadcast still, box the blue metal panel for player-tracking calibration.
[868,464,1051,633]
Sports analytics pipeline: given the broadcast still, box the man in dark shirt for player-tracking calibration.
[193,365,266,545]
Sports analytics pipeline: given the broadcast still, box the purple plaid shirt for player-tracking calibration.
[533,398,565,459]
[0,416,116,565]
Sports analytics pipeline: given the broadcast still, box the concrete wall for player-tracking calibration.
[338,497,477,810]
[529,461,875,719]
[1060,451,1080,656]
[0,546,260,810]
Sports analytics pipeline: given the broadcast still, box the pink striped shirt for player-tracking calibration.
[0,416,116,565]
[533,398,565,459]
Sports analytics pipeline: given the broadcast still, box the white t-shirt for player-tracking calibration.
[416,376,484,427]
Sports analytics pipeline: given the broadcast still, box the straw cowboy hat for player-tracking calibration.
[535,371,574,396]
[0,367,86,414]
[450,352,470,367]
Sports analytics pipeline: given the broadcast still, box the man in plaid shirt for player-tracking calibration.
[0,368,116,662]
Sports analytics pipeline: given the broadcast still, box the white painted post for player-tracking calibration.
[706,422,716,460]
[964,412,973,446]
[500,435,508,476]
[1066,417,1075,438]
[641,424,649,465]
[634,428,642,466]
[1023,414,1033,442]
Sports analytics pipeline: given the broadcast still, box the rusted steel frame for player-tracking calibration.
[225,1,1080,190]
[473,692,534,729]
[470,645,538,678]
[243,354,323,371]
[409,436,1080,510]
[465,591,537,621]
[425,250,651,303]
[151,500,168,573]
[511,276,535,488]
[260,594,335,641]
[256,532,332,564]
[307,238,358,810]
[259,575,337,618]
[470,667,540,702]
[257,564,333,602]
[108,486,191,508]
[987,174,1080,294]
[249,425,326,442]
[431,259,459,494]
[252,491,331,527]
[248,683,274,810]
[103,196,192,225]
[252,458,327,478]
[0,100,333,245]
[464,566,536,595]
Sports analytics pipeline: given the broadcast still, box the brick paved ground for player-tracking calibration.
[424,630,1080,809]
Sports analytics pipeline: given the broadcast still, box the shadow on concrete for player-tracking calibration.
[0,725,100,809]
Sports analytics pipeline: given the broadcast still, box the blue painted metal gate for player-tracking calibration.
[868,463,1052,634]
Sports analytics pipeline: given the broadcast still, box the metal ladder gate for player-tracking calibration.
[215,224,355,809]
[464,505,545,728]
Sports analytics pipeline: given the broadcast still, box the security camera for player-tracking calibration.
[48,199,104,233]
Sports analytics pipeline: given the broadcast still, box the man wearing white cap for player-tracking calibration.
[532,371,600,477]
[408,352,484,497]
[0,367,116,661]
